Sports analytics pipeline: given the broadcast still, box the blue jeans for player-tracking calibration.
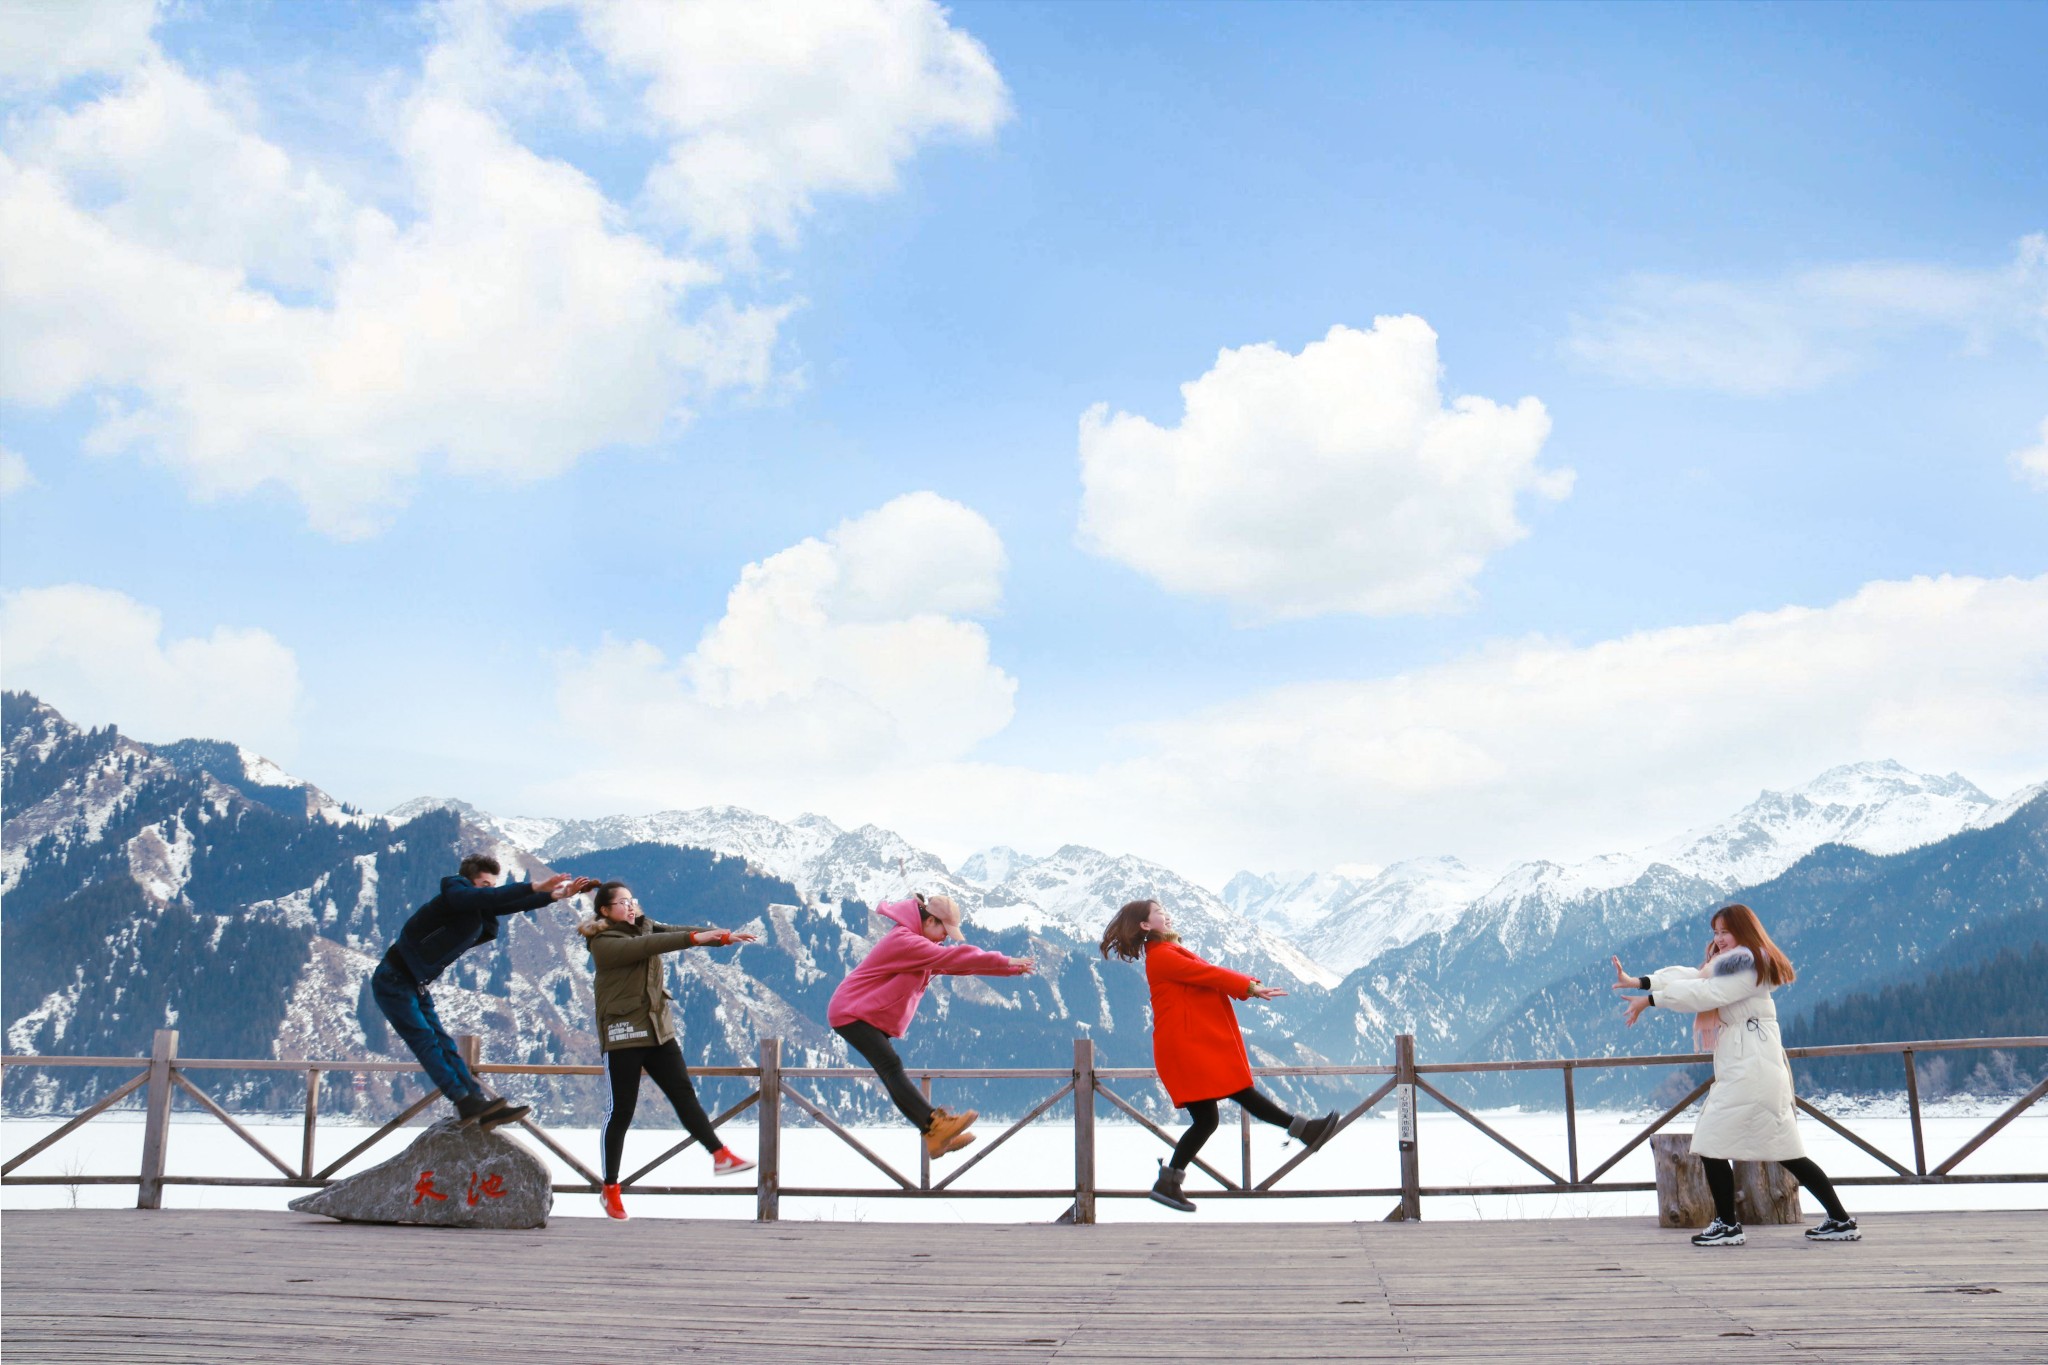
[371,960,477,1102]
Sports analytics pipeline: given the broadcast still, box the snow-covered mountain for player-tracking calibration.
[956,846,1041,888]
[1222,869,1368,936]
[1295,857,1496,975]
[1240,760,1995,980]
[389,801,1340,989]
[1650,760,1993,887]
[1297,761,2011,1076]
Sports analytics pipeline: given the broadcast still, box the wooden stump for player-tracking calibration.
[1650,1131,1803,1228]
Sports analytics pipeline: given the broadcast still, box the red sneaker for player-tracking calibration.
[600,1183,628,1220]
[711,1147,756,1177]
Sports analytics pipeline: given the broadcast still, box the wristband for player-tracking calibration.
[1637,975,1650,991]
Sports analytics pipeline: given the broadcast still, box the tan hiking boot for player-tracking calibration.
[923,1107,977,1159]
[933,1130,976,1158]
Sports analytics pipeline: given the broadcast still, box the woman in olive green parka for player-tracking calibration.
[579,880,760,1219]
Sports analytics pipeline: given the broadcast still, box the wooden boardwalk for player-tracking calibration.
[3,1209,2043,1362]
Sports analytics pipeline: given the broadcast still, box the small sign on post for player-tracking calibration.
[1396,1083,1417,1149]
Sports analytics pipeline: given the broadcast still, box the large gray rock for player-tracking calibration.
[291,1118,553,1228]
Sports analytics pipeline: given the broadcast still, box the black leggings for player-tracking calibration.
[834,1021,935,1132]
[602,1040,722,1184]
[1700,1155,1850,1223]
[1170,1088,1295,1170]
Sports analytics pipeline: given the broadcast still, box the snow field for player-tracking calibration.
[7,1106,2042,1223]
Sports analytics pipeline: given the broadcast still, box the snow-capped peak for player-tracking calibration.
[1967,778,2048,833]
[1295,856,1495,974]
[1654,760,1993,887]
[387,796,565,853]
[956,846,1042,888]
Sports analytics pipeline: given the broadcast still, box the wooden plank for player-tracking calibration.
[4,1209,2044,1365]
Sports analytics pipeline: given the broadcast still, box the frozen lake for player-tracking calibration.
[7,1102,2044,1223]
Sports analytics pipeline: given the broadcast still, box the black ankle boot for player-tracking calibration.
[1149,1160,1197,1213]
[477,1096,531,1131]
[1288,1111,1340,1151]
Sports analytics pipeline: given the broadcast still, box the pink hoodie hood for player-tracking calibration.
[826,896,1024,1038]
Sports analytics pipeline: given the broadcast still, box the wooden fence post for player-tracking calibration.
[1902,1049,1927,1176]
[1394,1033,1420,1221]
[458,1033,482,1088]
[136,1028,179,1210]
[301,1067,320,1180]
[1071,1038,1097,1225]
[756,1037,781,1222]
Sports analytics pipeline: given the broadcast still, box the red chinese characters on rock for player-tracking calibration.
[411,1169,507,1208]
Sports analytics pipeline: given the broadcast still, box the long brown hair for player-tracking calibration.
[1099,899,1176,962]
[1713,903,1795,986]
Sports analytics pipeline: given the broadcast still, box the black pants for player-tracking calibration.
[1700,1155,1850,1223]
[834,1020,934,1132]
[602,1039,721,1185]
[1171,1088,1295,1170]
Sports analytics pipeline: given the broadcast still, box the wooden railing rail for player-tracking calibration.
[4,1032,2043,1221]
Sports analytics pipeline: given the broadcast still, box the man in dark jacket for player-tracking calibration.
[371,853,596,1128]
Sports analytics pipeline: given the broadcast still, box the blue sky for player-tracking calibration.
[3,0,2044,885]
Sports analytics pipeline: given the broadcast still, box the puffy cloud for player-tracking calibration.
[2013,417,2048,492]
[557,493,1015,795]
[0,0,1006,535]
[0,447,32,497]
[0,0,157,94]
[0,584,302,756]
[1077,318,1568,619]
[573,0,1010,251]
[1569,234,2048,395]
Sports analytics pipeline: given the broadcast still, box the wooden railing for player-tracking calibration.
[4,1033,2044,1222]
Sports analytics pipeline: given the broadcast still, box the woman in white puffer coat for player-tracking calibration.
[1613,903,1861,1247]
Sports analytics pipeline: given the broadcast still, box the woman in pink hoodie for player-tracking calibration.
[827,893,1035,1159]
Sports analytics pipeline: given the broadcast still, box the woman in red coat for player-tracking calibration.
[1101,898,1338,1212]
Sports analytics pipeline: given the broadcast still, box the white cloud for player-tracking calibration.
[547,572,2048,888]
[1569,234,2048,394]
[557,492,1015,794]
[573,0,1010,252]
[0,584,302,756]
[1077,318,1568,619]
[0,447,32,496]
[0,0,1006,535]
[2013,417,2048,492]
[0,0,157,94]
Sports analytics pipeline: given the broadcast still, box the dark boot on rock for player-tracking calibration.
[1149,1160,1197,1213]
[477,1096,531,1131]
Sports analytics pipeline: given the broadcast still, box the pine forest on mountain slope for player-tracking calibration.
[3,689,2044,1124]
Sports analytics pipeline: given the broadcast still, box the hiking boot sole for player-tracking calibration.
[930,1132,976,1159]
